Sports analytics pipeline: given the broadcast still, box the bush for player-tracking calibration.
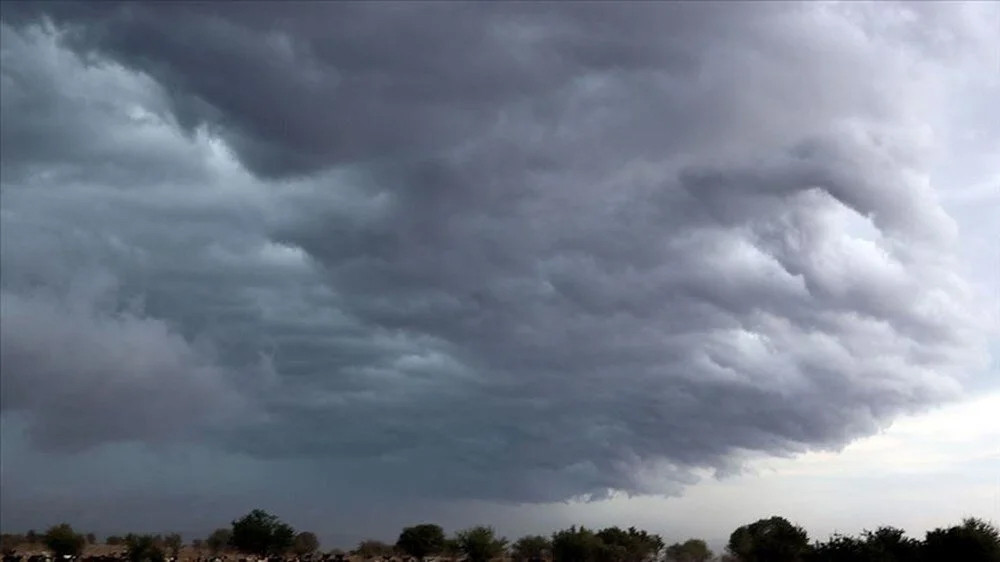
[206,529,232,555]
[292,532,320,556]
[396,524,446,561]
[125,535,165,562]
[354,540,393,560]
[44,524,86,558]
[665,538,713,562]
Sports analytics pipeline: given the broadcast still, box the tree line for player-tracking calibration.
[2,511,998,562]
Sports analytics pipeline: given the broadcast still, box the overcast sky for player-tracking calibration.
[1,0,997,550]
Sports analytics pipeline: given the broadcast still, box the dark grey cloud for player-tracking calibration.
[0,0,995,521]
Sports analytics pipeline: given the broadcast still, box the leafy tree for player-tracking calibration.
[455,526,507,562]
[163,534,183,558]
[861,527,921,561]
[551,526,604,562]
[596,527,663,562]
[923,518,1000,562]
[292,532,320,557]
[44,524,86,558]
[727,516,809,562]
[665,538,713,562]
[595,527,630,562]
[396,524,446,561]
[808,533,864,562]
[206,529,232,555]
[354,540,393,560]
[125,535,165,562]
[810,527,925,562]
[230,510,295,556]
[511,535,551,561]
[107,536,126,546]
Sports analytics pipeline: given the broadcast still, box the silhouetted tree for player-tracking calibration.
[85,534,97,546]
[230,510,294,556]
[810,526,940,562]
[292,532,319,557]
[511,535,551,561]
[665,538,713,562]
[396,524,445,561]
[727,516,809,562]
[597,528,630,562]
[206,529,231,555]
[107,536,125,546]
[808,533,864,562]
[551,527,604,562]
[125,535,165,562]
[861,527,921,561]
[44,524,86,558]
[923,518,1000,562]
[455,526,507,562]
[26,531,38,545]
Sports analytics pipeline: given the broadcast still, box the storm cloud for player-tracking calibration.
[1,0,996,511]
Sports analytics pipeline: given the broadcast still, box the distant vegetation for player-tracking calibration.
[2,511,998,562]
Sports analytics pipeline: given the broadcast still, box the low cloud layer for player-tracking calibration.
[1,0,996,512]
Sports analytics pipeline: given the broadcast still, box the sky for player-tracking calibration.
[0,0,998,551]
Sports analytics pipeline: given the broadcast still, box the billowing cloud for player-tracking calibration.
[0,276,248,450]
[1,0,996,515]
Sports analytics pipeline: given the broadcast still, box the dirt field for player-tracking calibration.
[8,547,466,562]
[12,546,227,561]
